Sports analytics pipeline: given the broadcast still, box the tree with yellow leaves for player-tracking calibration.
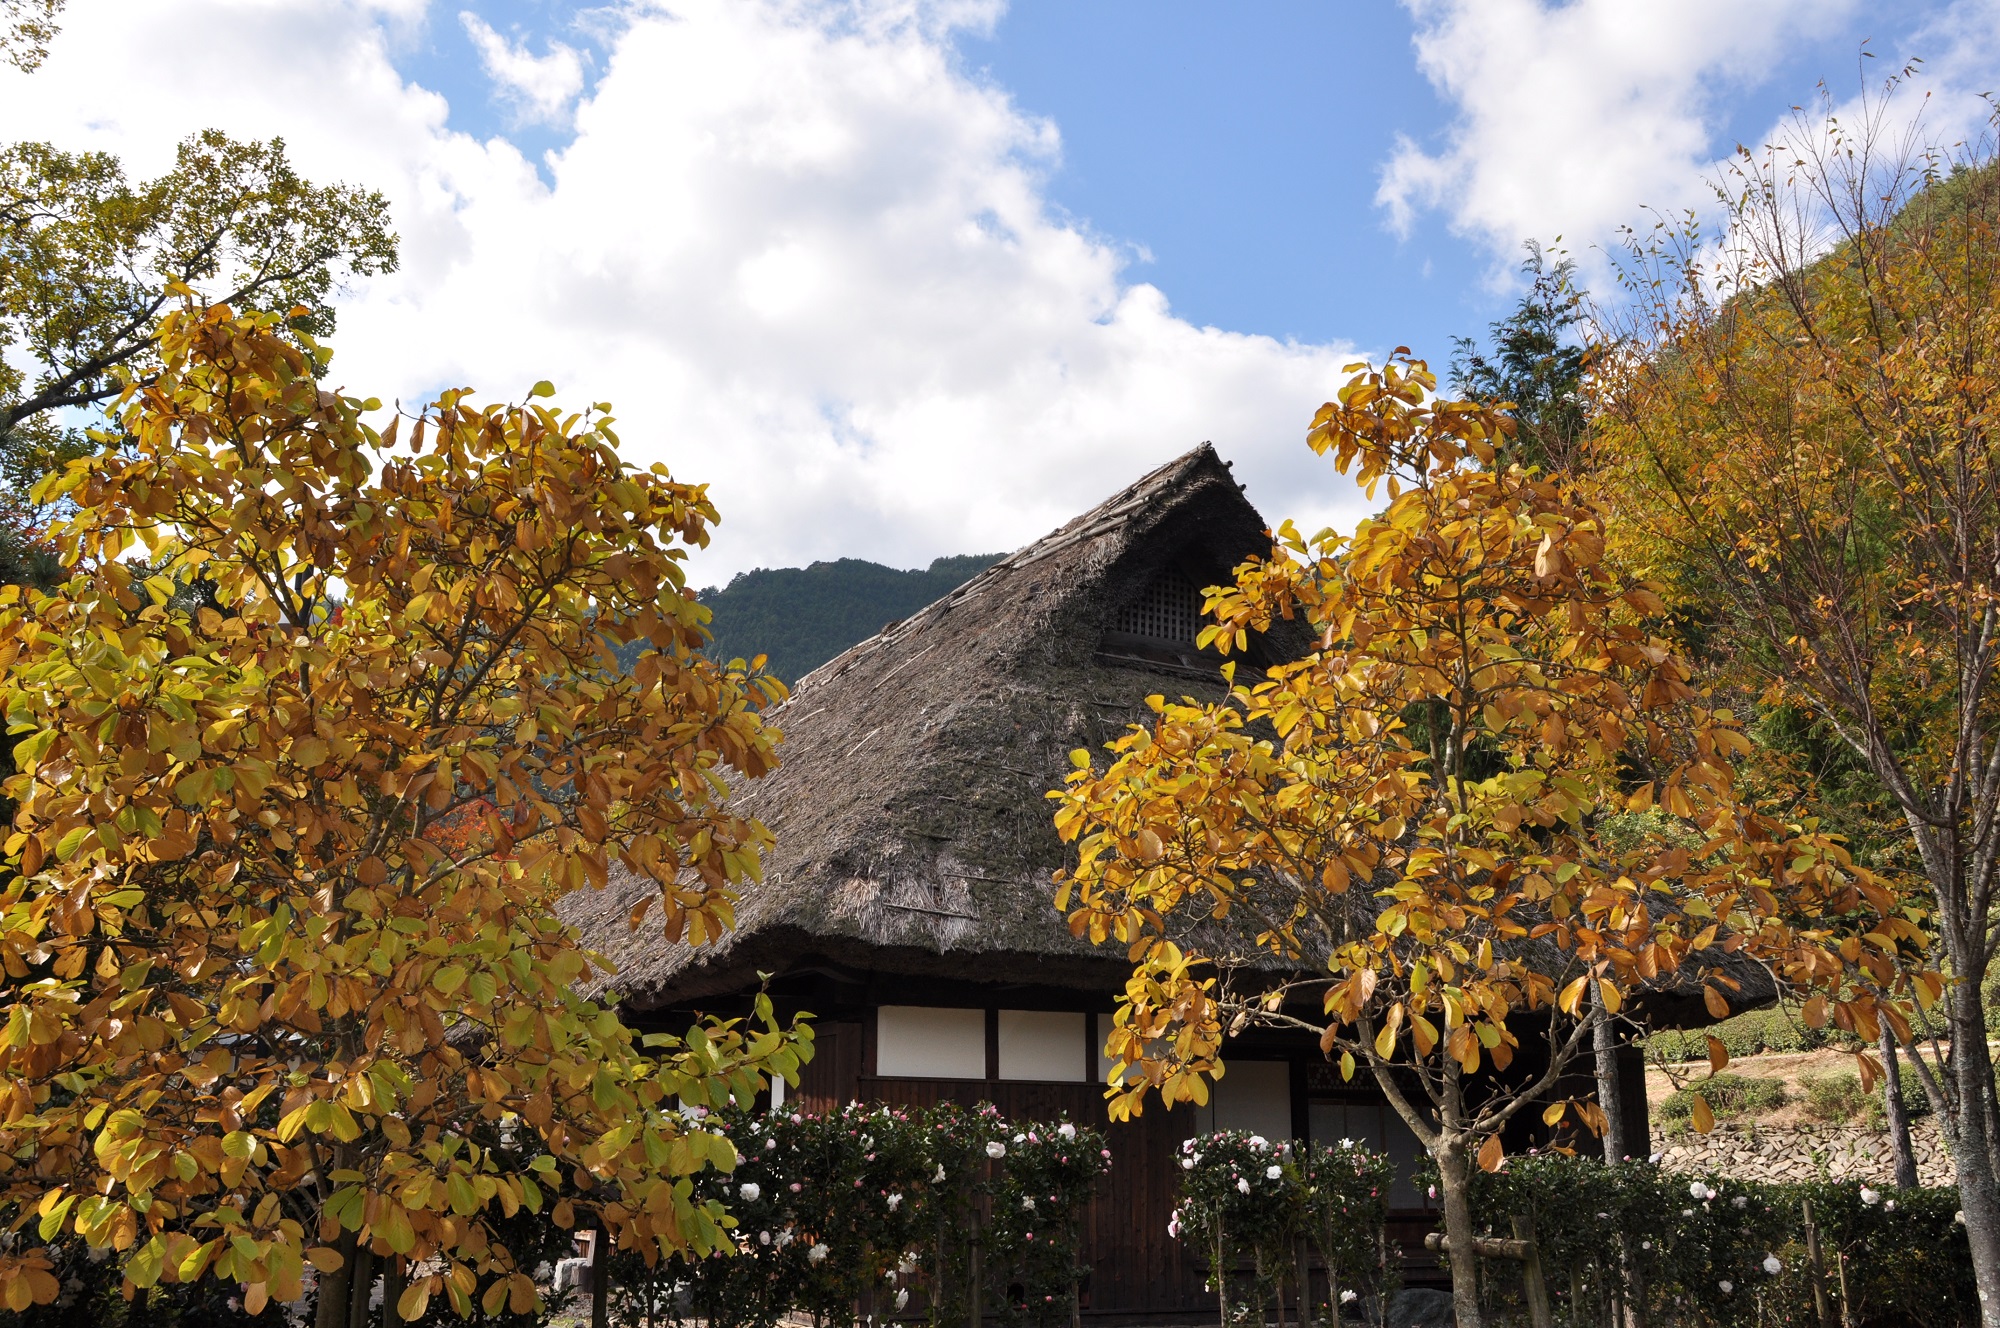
[1051,355,1914,1328]
[0,303,807,1323]
[1593,82,2000,1318]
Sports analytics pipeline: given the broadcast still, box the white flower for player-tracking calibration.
[986,1141,1007,1159]
[1058,1123,1076,1140]
[934,1165,946,1182]
[1733,1195,1749,1210]
[1596,1213,1609,1221]
[1689,1181,1712,1201]
[1168,1217,1181,1239]
[887,1193,903,1211]
[895,1290,910,1311]
[1719,1280,1733,1294]
[1340,1138,1353,1149]
[1886,1199,1898,1211]
[808,1244,829,1263]
[1237,1178,1251,1195]
[1764,1255,1782,1275]
[1682,1209,1695,1217]
[1249,1135,1268,1151]
[1182,1158,1196,1171]
[765,1138,777,1150]
[1649,1153,1662,1164]
[1339,1290,1358,1304]
[1013,1133,1026,1145]
[758,1231,770,1246]
[1861,1187,1881,1205]
[899,1253,919,1275]
[1022,1197,1037,1212]
[739,1183,761,1202]
[1266,1165,1283,1180]
[1642,1241,1652,1251]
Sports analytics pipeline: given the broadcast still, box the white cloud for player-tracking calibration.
[1378,0,1859,271]
[461,12,587,127]
[0,0,1371,582]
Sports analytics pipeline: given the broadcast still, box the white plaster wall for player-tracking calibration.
[877,1005,985,1079]
[998,1010,1086,1081]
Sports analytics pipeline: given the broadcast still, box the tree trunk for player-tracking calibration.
[386,1253,409,1326]
[346,1242,375,1328]
[313,1229,357,1328]
[1947,980,2000,1326]
[1436,1136,1484,1328]
[1593,993,1626,1163]
[1880,1026,1919,1189]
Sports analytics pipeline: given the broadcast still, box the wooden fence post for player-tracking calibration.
[1511,1217,1554,1328]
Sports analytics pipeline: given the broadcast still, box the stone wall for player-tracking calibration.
[1656,1118,1954,1187]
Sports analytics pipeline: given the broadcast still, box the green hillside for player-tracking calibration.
[700,553,1001,685]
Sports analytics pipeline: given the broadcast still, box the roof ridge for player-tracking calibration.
[779,443,1223,700]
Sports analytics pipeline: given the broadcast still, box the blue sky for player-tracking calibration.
[383,0,1975,363]
[4,1,1995,579]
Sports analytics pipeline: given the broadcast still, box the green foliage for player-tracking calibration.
[1799,1068,1932,1127]
[700,554,999,682]
[1464,1157,1973,1327]
[1170,1131,1397,1323]
[1449,241,1590,474]
[609,1102,1109,1328]
[1643,1004,1848,1062]
[1657,1075,1787,1130]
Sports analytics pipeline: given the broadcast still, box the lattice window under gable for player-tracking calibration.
[1113,568,1201,643]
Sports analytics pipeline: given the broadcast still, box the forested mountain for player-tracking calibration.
[700,553,1001,684]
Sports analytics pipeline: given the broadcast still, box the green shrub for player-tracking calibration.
[1657,1074,1787,1130]
[1642,1004,1853,1063]
[1171,1131,1398,1323]
[1801,1073,1868,1123]
[1461,1157,1973,1328]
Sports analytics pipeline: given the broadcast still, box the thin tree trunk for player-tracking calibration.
[313,1229,357,1328]
[345,1243,374,1328]
[1437,1137,1484,1328]
[1593,993,1626,1163]
[383,1254,405,1327]
[1948,979,2000,1326]
[1880,1025,1919,1188]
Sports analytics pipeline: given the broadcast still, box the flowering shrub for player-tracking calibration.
[1170,1131,1395,1324]
[596,1102,1110,1328]
[1295,1138,1396,1312]
[1462,1155,1974,1327]
[632,1104,933,1328]
[981,1117,1113,1328]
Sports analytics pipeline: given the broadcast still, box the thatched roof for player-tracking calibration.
[560,443,1772,1030]
[564,443,1270,1009]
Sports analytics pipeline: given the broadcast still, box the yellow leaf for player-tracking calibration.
[1689,1095,1715,1133]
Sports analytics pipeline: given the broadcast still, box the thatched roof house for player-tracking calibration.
[567,442,1272,1010]
[563,443,1691,1318]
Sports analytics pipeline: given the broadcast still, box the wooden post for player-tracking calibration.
[1835,1248,1855,1328]
[590,1228,609,1328]
[1803,1199,1832,1328]
[1511,1217,1554,1328]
